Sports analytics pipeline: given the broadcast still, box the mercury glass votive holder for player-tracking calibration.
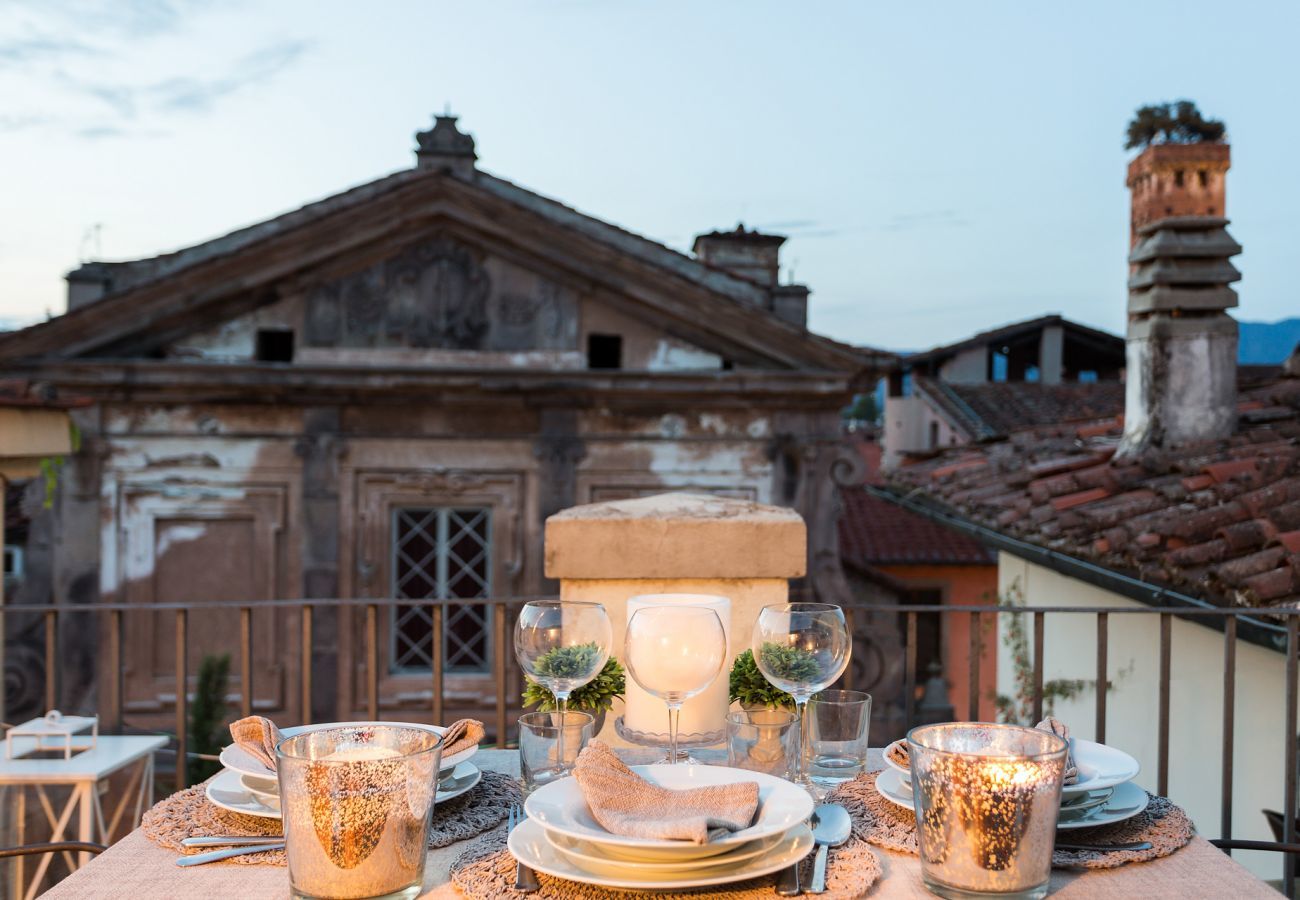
[277,724,443,900]
[907,723,1067,900]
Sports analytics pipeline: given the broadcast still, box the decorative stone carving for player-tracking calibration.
[390,470,489,494]
[305,238,491,350]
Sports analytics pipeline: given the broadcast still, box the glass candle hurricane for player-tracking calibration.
[907,723,1067,900]
[277,724,443,900]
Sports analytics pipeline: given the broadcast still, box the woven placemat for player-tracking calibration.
[142,769,519,865]
[448,779,882,899]
[852,770,1195,869]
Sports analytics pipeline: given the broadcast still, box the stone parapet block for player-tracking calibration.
[544,492,806,580]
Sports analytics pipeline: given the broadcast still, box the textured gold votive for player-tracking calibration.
[908,723,1066,900]
[278,725,443,900]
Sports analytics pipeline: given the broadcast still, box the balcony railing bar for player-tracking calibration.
[1222,615,1236,856]
[174,609,188,791]
[1095,612,1108,745]
[1285,616,1298,896]
[903,611,917,728]
[239,607,253,720]
[1158,612,1172,798]
[967,611,980,722]
[1031,611,1045,724]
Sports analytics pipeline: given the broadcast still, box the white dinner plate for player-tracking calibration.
[545,830,781,874]
[524,763,813,861]
[874,768,1149,831]
[510,817,813,890]
[219,721,477,779]
[1063,739,1141,798]
[207,761,482,820]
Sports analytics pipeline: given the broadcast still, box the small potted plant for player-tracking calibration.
[729,648,796,712]
[521,650,626,734]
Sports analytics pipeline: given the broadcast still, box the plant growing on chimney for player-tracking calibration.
[1125,100,1226,150]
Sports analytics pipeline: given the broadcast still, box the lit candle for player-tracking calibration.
[622,594,730,740]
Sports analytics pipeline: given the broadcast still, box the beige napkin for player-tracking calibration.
[230,715,283,771]
[573,741,759,844]
[1035,716,1079,784]
[886,741,909,769]
[228,717,483,773]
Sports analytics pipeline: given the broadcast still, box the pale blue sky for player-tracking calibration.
[1,0,1295,350]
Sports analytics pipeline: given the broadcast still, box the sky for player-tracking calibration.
[1,0,1297,351]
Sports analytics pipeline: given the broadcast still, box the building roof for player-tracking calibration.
[915,377,1127,441]
[886,371,1300,609]
[898,314,1124,371]
[840,487,995,567]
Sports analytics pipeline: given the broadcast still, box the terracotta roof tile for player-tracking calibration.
[884,371,1300,609]
[839,489,994,567]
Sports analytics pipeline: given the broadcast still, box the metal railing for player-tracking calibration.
[2,596,1299,893]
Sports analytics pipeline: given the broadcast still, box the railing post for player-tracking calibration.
[1284,615,1298,899]
[431,604,444,726]
[109,609,123,732]
[904,611,917,730]
[842,606,856,693]
[1095,612,1108,744]
[1221,615,1236,853]
[300,604,313,726]
[1157,612,1172,797]
[175,609,188,790]
[968,610,981,721]
[44,609,58,712]
[366,604,379,720]
[1031,611,1045,723]
[239,606,253,719]
[494,601,507,747]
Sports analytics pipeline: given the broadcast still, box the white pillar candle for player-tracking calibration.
[623,593,731,739]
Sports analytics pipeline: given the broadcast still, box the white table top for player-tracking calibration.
[0,735,168,784]
[39,748,1279,899]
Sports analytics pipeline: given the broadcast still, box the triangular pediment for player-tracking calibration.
[0,170,886,374]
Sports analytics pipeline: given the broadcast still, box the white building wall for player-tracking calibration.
[938,346,987,383]
[882,395,967,468]
[997,553,1293,881]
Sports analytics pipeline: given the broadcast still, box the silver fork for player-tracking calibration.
[510,803,539,893]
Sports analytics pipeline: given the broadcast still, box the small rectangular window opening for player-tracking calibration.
[1174,169,1185,187]
[1198,170,1208,187]
[587,333,622,369]
[256,329,295,362]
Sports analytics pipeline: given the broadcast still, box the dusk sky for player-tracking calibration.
[1,0,1296,350]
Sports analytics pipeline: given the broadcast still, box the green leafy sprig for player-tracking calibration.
[728,648,796,710]
[757,642,821,683]
[522,653,626,713]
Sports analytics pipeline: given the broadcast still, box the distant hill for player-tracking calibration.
[1239,319,1300,364]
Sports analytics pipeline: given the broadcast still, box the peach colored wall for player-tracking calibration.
[878,563,998,721]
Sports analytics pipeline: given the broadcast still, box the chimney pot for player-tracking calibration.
[415,114,476,177]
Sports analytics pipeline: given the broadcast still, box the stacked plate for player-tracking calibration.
[514,764,815,891]
[205,720,481,820]
[877,737,1147,830]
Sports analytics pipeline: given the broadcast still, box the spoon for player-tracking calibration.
[808,803,852,894]
[176,842,286,866]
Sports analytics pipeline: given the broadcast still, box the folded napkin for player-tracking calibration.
[572,741,759,845]
[230,715,283,772]
[886,741,909,769]
[1035,716,1079,784]
[228,717,483,774]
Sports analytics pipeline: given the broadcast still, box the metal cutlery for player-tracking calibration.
[1055,840,1153,852]
[774,859,802,896]
[808,804,851,894]
[176,842,286,866]
[510,803,539,893]
[181,835,284,848]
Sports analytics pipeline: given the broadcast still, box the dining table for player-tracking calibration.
[37,747,1279,899]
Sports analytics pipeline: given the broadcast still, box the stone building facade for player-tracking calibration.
[0,117,890,732]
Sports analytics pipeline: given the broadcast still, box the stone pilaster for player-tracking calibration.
[296,406,344,722]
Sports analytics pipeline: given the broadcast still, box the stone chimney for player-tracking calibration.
[1119,214,1241,456]
[415,114,476,177]
[1126,142,1229,246]
[693,224,809,327]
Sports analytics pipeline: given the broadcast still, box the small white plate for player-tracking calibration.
[525,763,813,861]
[207,761,482,821]
[239,774,280,810]
[874,769,1149,831]
[1062,739,1140,799]
[510,817,813,890]
[545,830,780,874]
[219,721,477,779]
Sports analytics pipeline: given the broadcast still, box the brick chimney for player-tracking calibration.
[1118,212,1241,457]
[693,224,808,327]
[415,114,476,178]
[1126,143,1229,246]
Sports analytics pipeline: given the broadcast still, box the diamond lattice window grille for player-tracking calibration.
[390,507,492,674]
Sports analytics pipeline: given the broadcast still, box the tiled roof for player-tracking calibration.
[887,374,1300,609]
[899,315,1124,370]
[840,487,995,567]
[916,377,1126,440]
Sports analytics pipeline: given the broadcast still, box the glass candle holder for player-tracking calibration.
[907,723,1067,900]
[726,708,799,777]
[518,710,594,793]
[277,724,443,900]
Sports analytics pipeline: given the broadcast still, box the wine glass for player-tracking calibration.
[514,601,612,772]
[624,606,727,765]
[752,602,851,793]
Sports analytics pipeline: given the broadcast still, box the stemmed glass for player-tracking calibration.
[752,602,851,794]
[624,605,727,765]
[514,601,612,773]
